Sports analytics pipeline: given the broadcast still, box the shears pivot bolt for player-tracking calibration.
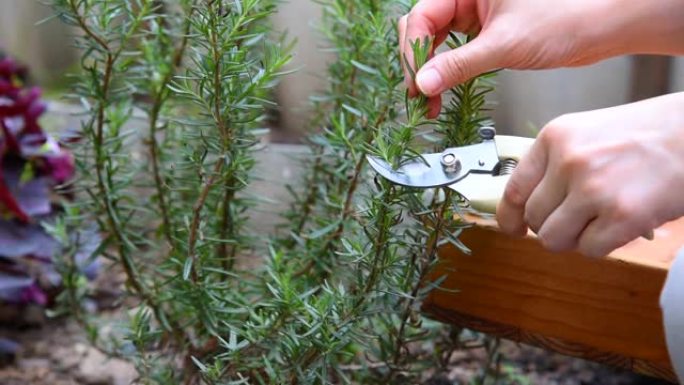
[440,151,461,174]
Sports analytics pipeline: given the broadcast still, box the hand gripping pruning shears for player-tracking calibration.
[366,127,534,214]
[366,126,655,240]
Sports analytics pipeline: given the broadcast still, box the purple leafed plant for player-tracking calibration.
[0,54,95,306]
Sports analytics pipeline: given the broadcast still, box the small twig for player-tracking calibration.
[292,150,323,237]
[291,181,402,375]
[187,159,225,281]
[218,181,237,270]
[68,0,192,351]
[187,2,233,281]
[387,190,453,379]
[293,106,390,278]
[147,9,194,245]
[68,0,110,52]
[338,362,389,371]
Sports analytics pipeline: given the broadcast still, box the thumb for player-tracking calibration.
[415,35,501,96]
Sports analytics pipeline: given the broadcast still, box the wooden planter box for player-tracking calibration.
[423,216,684,382]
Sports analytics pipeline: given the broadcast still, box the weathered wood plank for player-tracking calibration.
[423,216,684,382]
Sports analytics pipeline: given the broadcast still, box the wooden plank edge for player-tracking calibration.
[461,214,679,270]
[420,215,684,382]
[423,303,677,383]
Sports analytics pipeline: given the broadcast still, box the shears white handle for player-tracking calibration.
[448,135,534,214]
[456,135,655,241]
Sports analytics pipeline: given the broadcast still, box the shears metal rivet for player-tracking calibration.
[479,126,496,140]
[440,151,461,174]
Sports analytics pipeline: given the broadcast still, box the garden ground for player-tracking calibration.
[0,295,672,385]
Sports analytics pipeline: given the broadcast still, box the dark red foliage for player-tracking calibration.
[0,54,86,305]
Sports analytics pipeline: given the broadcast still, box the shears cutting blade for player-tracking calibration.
[365,127,500,189]
[365,145,492,189]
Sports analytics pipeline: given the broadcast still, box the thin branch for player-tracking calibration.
[187,158,224,282]
[147,9,194,245]
[388,189,453,378]
[289,182,401,380]
[294,105,390,277]
[218,179,237,269]
[186,3,233,282]
[68,0,110,52]
[68,0,192,349]
[292,149,323,237]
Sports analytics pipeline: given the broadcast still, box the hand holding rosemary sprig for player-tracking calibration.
[400,0,684,256]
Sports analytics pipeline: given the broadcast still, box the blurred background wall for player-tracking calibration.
[1,0,681,140]
[0,1,79,87]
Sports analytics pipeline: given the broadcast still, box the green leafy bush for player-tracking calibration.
[49,0,499,383]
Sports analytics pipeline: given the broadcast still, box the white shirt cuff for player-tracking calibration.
[661,245,684,383]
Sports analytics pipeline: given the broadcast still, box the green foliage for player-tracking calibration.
[439,34,497,147]
[49,0,511,383]
[274,0,503,383]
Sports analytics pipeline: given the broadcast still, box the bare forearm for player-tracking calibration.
[579,0,684,60]
[401,0,684,115]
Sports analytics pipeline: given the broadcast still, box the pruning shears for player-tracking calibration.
[366,127,534,214]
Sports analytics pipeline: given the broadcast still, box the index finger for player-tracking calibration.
[401,0,458,95]
[496,138,549,237]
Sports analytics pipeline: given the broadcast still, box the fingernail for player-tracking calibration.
[416,68,443,96]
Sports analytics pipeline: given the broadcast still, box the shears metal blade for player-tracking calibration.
[365,140,499,188]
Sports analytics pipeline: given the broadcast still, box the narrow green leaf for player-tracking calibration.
[182,257,193,281]
[350,60,379,75]
[307,220,341,239]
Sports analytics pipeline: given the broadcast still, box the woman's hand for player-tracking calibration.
[400,0,684,117]
[497,92,684,257]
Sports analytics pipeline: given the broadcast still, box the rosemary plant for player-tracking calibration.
[275,1,500,382]
[49,0,292,382]
[49,0,504,383]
